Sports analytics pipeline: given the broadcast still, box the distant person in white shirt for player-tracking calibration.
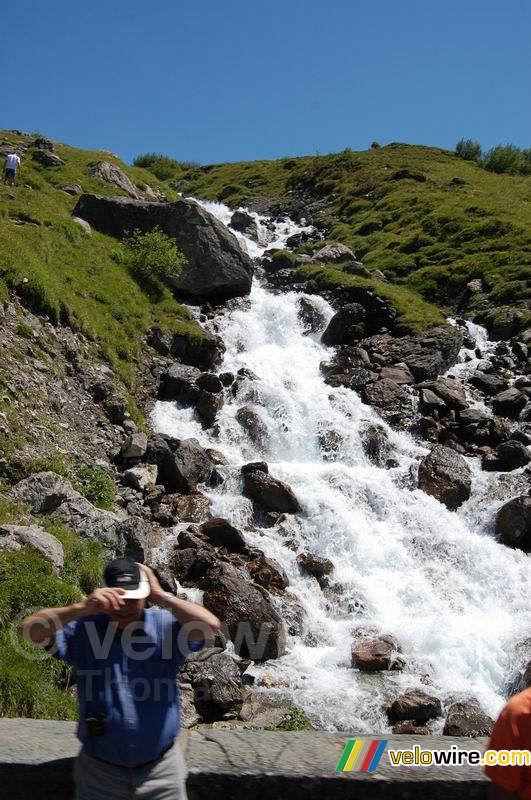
[4,152,21,185]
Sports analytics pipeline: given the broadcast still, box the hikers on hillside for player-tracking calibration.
[3,151,21,185]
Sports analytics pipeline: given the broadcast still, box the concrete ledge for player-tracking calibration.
[0,719,491,799]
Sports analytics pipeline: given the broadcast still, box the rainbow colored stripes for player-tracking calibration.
[336,739,388,772]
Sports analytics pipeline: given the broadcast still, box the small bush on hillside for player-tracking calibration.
[371,141,381,149]
[124,227,186,284]
[69,462,115,510]
[133,152,182,181]
[482,144,531,174]
[455,139,482,162]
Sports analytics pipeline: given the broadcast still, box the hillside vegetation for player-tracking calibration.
[170,143,531,333]
[0,130,200,385]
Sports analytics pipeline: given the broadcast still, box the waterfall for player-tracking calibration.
[151,201,530,733]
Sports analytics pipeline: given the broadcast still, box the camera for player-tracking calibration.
[85,712,108,738]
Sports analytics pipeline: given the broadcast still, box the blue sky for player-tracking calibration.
[3,0,529,165]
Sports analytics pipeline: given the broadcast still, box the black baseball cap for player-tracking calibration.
[102,558,150,599]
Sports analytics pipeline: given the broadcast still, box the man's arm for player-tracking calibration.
[140,564,220,640]
[21,587,127,645]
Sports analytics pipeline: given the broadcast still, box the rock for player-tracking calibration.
[124,464,158,492]
[168,329,225,370]
[164,438,213,494]
[121,432,148,460]
[478,306,527,340]
[392,722,430,735]
[200,518,247,553]
[115,516,155,562]
[443,699,493,736]
[360,424,391,467]
[321,304,366,346]
[297,297,326,334]
[196,391,224,427]
[317,429,343,460]
[351,630,403,671]
[236,405,267,448]
[197,374,224,394]
[62,183,82,196]
[418,445,472,510]
[102,393,128,425]
[424,377,468,410]
[203,565,287,661]
[88,161,138,197]
[166,493,212,523]
[458,408,491,427]
[247,554,288,591]
[495,496,531,552]
[386,690,442,724]
[391,168,427,182]
[242,469,300,514]
[379,366,414,385]
[72,217,91,234]
[229,210,258,240]
[313,243,356,263]
[495,440,530,471]
[32,149,65,167]
[492,388,527,419]
[74,194,253,301]
[469,372,508,397]
[362,379,414,427]
[158,364,201,403]
[187,651,243,720]
[241,462,268,475]
[361,326,463,382]
[0,524,64,573]
[32,137,54,151]
[420,388,446,413]
[296,553,334,579]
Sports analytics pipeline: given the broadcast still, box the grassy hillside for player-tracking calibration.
[170,144,531,332]
[0,130,200,385]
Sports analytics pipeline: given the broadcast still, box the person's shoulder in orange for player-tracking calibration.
[485,687,531,799]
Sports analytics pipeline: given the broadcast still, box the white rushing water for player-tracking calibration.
[151,202,530,732]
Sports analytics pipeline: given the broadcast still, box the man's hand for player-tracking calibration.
[84,587,126,614]
[139,563,165,604]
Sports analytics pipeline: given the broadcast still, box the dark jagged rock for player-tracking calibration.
[360,424,391,467]
[469,372,508,397]
[32,149,65,167]
[229,210,258,240]
[203,564,286,661]
[296,553,334,580]
[418,445,472,510]
[200,518,247,553]
[242,468,300,514]
[361,326,463,382]
[443,699,493,736]
[492,388,527,419]
[247,553,288,591]
[422,377,468,411]
[236,405,267,447]
[362,379,414,427]
[186,650,243,720]
[321,303,366,346]
[145,437,212,494]
[297,297,326,333]
[88,161,138,197]
[495,440,531,471]
[74,194,253,301]
[196,390,224,428]
[351,630,403,671]
[495,496,531,552]
[158,364,201,402]
[241,462,268,475]
[386,690,442,724]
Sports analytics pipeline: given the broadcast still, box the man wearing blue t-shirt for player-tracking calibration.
[22,558,220,799]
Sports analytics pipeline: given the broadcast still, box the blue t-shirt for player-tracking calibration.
[51,608,202,765]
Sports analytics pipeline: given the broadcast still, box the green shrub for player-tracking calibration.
[40,516,103,594]
[124,227,186,284]
[132,152,182,181]
[69,462,115,510]
[455,139,482,162]
[482,144,530,174]
[277,705,310,731]
[15,321,34,339]
[371,141,381,149]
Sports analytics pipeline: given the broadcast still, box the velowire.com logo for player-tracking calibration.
[336,739,388,772]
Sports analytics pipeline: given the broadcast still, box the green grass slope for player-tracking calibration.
[0,131,200,384]
[171,144,531,332]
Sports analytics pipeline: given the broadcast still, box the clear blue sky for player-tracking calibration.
[3,0,529,165]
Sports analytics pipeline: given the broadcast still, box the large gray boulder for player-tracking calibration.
[361,326,463,382]
[0,524,64,573]
[362,379,414,427]
[185,650,243,720]
[443,699,493,736]
[88,161,139,198]
[164,439,213,494]
[386,689,442,724]
[242,467,300,514]
[495,495,531,552]
[321,303,366,346]
[418,445,472,510]
[74,194,253,301]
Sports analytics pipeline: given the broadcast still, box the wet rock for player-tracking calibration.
[352,630,403,672]
[296,552,334,580]
[317,429,343,460]
[297,297,326,334]
[151,438,213,494]
[241,461,268,475]
[392,722,430,735]
[124,464,158,492]
[420,388,446,413]
[495,495,531,552]
[469,372,508,397]
[362,379,414,427]
[121,432,148,460]
[166,493,212,523]
[423,377,468,410]
[418,445,472,510]
[74,194,253,301]
[0,524,64,573]
[492,388,527,419]
[203,564,287,661]
[196,390,224,428]
[229,210,258,240]
[247,553,288,591]
[360,424,391,467]
[187,650,243,721]
[361,326,463,382]
[236,405,267,447]
[196,373,224,394]
[495,440,531,471]
[443,699,493,736]
[158,364,201,403]
[321,303,366,346]
[200,518,247,553]
[386,689,442,724]
[242,468,300,514]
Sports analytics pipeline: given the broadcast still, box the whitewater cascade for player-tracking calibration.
[151,201,530,733]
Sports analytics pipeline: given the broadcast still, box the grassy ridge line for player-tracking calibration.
[171,144,531,325]
[0,130,201,385]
